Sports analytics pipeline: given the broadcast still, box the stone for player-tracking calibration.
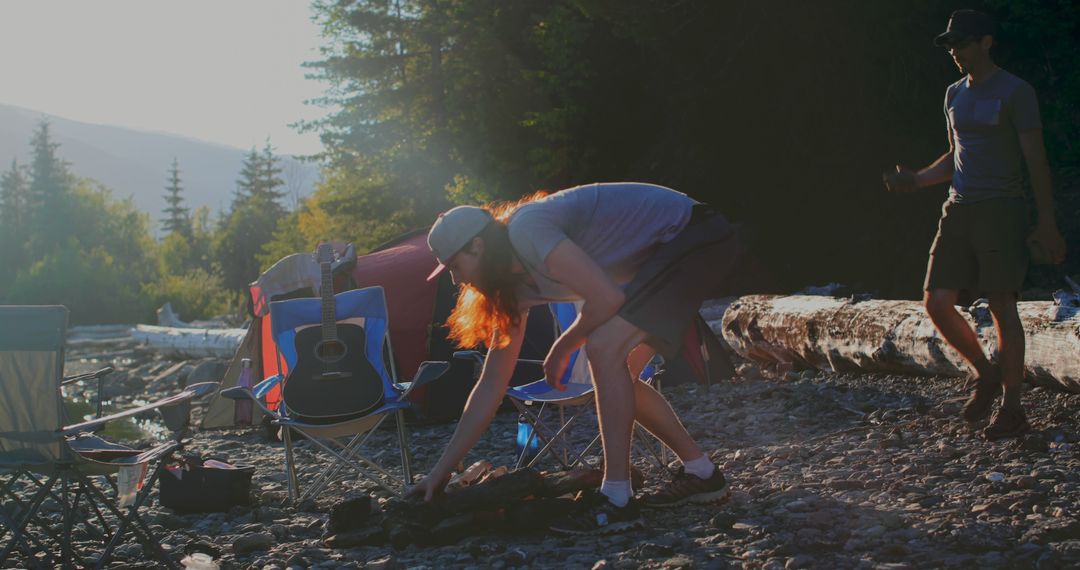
[234,532,276,555]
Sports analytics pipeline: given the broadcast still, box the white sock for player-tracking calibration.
[600,479,632,507]
[682,455,716,480]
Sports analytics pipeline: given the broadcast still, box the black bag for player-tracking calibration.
[416,354,481,423]
[159,455,254,513]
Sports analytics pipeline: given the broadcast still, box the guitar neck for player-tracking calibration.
[320,260,337,342]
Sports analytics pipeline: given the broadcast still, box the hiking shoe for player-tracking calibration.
[641,466,731,508]
[549,493,645,536]
[961,371,1002,423]
[983,407,1031,441]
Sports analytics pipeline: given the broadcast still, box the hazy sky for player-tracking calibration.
[0,0,330,156]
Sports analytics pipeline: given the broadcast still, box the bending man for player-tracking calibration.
[411,182,741,534]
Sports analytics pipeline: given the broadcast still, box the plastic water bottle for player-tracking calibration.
[180,552,219,570]
[516,415,540,462]
[234,358,254,426]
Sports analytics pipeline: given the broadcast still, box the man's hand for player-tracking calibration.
[407,471,450,503]
[1027,222,1067,265]
[543,337,575,391]
[883,165,919,193]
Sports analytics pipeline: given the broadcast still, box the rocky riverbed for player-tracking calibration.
[10,344,1080,569]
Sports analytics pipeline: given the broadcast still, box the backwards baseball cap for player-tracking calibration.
[935,9,995,46]
[425,205,494,281]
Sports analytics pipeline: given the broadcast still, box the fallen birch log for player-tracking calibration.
[132,324,246,359]
[67,324,134,341]
[710,295,1080,393]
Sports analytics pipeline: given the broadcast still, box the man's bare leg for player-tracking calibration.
[986,292,1025,409]
[586,316,648,485]
[625,344,704,462]
[923,289,995,376]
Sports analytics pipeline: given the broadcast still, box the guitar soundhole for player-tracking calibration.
[315,340,347,363]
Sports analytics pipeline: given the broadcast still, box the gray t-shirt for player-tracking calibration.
[507,182,696,307]
[946,69,1042,203]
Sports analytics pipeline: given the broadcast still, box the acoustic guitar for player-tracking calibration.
[281,243,384,422]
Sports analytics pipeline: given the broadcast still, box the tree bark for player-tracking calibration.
[708,295,1080,393]
[132,324,245,359]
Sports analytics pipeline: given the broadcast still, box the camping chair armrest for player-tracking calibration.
[396,361,451,396]
[220,375,283,418]
[252,374,284,399]
[61,366,114,386]
[60,382,217,436]
[452,350,485,362]
[110,440,181,466]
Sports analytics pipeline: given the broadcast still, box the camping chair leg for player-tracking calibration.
[282,426,300,504]
[512,401,592,471]
[631,424,672,472]
[295,431,399,499]
[512,401,553,470]
[653,375,670,466]
[300,411,405,500]
[570,432,603,470]
[525,414,591,470]
[558,407,568,466]
[79,466,178,570]
[61,473,77,567]
[127,463,179,568]
[311,412,389,488]
[0,471,60,564]
[73,481,113,543]
[397,409,413,484]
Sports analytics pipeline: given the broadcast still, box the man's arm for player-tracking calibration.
[1018,128,1067,263]
[419,319,527,494]
[540,238,626,383]
[886,151,953,192]
[914,151,955,188]
[886,103,955,192]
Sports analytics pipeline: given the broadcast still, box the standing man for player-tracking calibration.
[885,9,1066,439]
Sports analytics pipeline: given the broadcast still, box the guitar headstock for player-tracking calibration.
[315,242,334,266]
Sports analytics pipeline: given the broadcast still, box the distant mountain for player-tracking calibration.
[0,103,320,229]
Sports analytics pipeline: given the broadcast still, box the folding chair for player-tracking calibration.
[505,302,671,472]
[223,286,446,504]
[0,305,216,569]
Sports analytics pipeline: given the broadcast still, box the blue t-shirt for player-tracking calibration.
[945,69,1042,203]
[507,182,696,305]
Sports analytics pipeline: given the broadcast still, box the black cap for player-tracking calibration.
[934,9,995,46]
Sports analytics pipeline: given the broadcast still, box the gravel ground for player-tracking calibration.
[7,353,1080,569]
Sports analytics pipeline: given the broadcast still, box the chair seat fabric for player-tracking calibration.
[506,378,594,403]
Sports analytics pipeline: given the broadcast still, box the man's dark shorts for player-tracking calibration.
[924,198,1029,294]
[618,205,743,358]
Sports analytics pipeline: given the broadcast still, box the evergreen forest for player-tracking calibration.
[1,0,1076,324]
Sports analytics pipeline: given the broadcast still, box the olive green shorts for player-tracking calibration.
[923,198,1029,294]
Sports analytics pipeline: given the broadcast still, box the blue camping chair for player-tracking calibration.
[223,286,446,503]
[505,302,670,471]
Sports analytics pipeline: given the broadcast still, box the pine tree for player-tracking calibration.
[256,140,286,207]
[214,140,288,292]
[233,141,286,210]
[0,158,30,241]
[233,146,262,208]
[0,158,31,286]
[26,118,73,257]
[161,157,190,236]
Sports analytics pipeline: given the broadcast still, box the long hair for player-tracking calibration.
[447,192,548,349]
